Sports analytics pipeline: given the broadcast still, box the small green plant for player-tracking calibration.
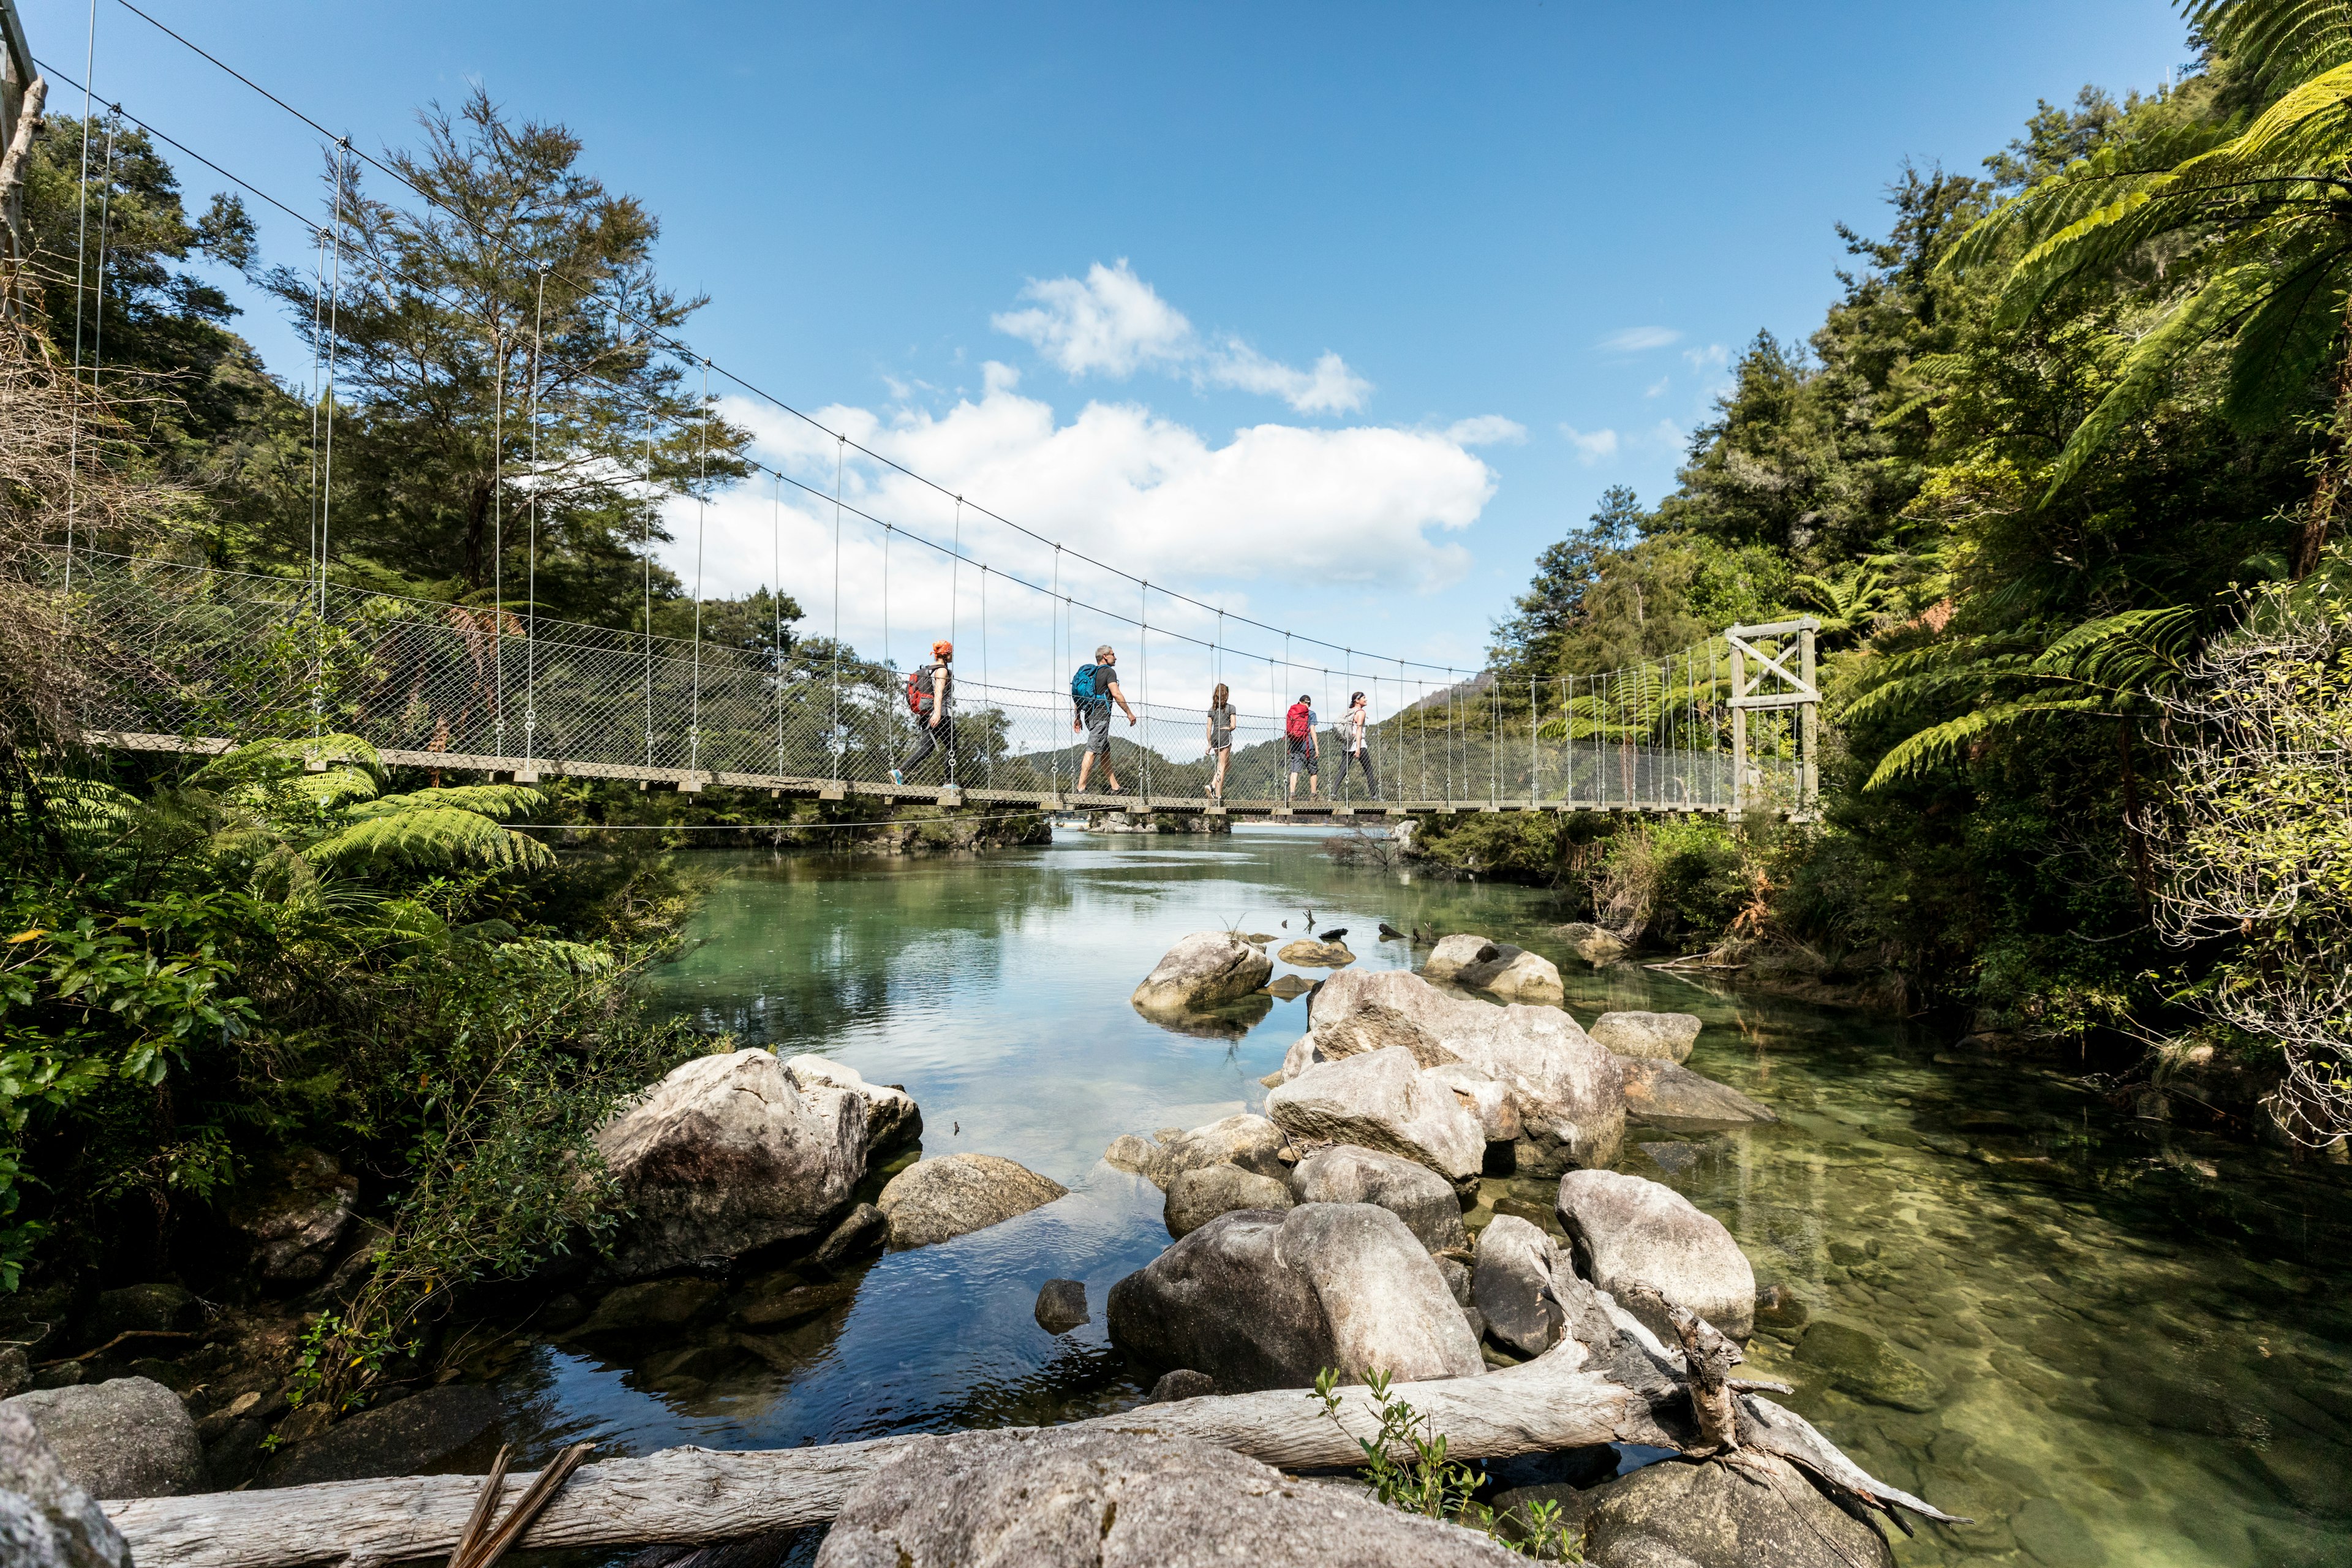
[1311,1367,1580,1559]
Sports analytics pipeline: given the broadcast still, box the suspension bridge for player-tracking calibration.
[10,2,1821,822]
[61,548,1821,821]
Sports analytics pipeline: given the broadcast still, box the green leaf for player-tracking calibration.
[1864,698,2109,790]
[306,808,554,875]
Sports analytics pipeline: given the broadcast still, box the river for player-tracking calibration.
[489,826,2351,1567]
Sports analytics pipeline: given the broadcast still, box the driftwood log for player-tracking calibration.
[111,1278,1960,1568]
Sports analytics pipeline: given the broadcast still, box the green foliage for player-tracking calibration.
[1311,1368,1579,1559]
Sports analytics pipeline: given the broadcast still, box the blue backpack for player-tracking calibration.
[1071,663,1107,707]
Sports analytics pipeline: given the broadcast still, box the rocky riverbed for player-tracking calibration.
[8,831,2347,1567]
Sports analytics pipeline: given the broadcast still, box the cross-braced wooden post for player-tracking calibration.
[1724,617,1822,820]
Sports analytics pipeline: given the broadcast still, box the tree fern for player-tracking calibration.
[307,806,554,875]
[345,785,544,823]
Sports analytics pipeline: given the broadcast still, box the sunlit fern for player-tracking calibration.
[1845,605,2199,788]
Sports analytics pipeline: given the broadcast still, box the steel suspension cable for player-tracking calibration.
[690,360,708,775]
[61,0,96,595]
[525,265,546,768]
[831,435,843,785]
[773,472,785,777]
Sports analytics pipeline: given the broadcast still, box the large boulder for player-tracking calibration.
[1164,1164,1292,1238]
[594,1048,867,1279]
[783,1057,924,1155]
[814,1427,1521,1567]
[1106,1204,1484,1392]
[1507,1452,1893,1568]
[223,1148,358,1286]
[1287,1146,1466,1254]
[1131,932,1273,1014]
[0,1378,204,1499]
[1265,1049,1485,1185]
[1456,948,1565,1006]
[1423,933,1501,982]
[1588,1012,1702,1064]
[1102,1114,1288,1190]
[1428,1064,1521,1143]
[1618,1058,1776,1131]
[1555,1170,1755,1341]
[1471,1216,1564,1357]
[878,1154,1066,1248]
[1296,970,1624,1174]
[262,1385,503,1488]
[0,1408,128,1568]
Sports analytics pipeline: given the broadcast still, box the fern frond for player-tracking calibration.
[346,785,545,822]
[1863,697,2110,790]
[283,767,382,811]
[2191,0,2352,90]
[189,734,383,789]
[306,807,553,875]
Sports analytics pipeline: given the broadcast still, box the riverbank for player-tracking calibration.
[12,830,2349,1566]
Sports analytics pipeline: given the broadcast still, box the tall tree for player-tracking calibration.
[265,89,748,620]
[1488,484,1642,679]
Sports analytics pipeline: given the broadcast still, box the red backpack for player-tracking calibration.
[1285,702,1312,741]
[905,663,938,714]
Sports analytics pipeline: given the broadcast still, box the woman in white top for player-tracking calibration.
[1335,690,1379,799]
[1204,683,1237,799]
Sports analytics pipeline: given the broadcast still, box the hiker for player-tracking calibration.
[1284,692,1319,801]
[1071,644,1138,794]
[889,640,955,786]
[1204,682,1236,800]
[1335,689,1379,799]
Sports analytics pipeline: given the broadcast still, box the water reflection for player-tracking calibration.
[491,827,2350,1568]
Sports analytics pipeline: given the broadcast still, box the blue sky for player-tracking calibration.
[26,0,2193,714]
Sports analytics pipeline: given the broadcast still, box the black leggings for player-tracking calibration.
[899,715,956,780]
[1335,746,1378,796]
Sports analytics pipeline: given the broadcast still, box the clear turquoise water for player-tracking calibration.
[492,827,2352,1565]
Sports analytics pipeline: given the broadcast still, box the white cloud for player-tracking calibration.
[991,259,1193,377]
[1599,326,1680,353]
[1444,415,1526,447]
[1644,376,1670,399]
[992,260,1373,414]
[1560,425,1619,463]
[1683,342,1730,372]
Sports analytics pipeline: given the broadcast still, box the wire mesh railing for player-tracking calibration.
[57,551,1809,812]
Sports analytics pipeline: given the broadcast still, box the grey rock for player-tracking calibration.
[878,1154,1067,1248]
[783,1057,924,1155]
[1472,1215,1565,1357]
[1102,1114,1288,1190]
[1589,1011,1703,1064]
[812,1427,1522,1568]
[1106,1203,1483,1393]
[1146,1368,1216,1403]
[1456,947,1566,1005]
[224,1149,358,1285]
[1752,1283,1809,1332]
[1262,974,1314,1000]
[1618,1058,1776,1132]
[572,1277,726,1338]
[1556,1169,1756,1341]
[1422,933,1502,981]
[1300,972,1626,1172]
[1287,1145,1467,1253]
[263,1384,504,1488]
[1427,1062,1523,1142]
[0,1348,28,1402]
[1034,1279,1089,1335]
[0,1407,129,1568]
[1276,938,1355,968]
[594,1048,868,1279]
[1265,1048,1486,1183]
[810,1202,890,1270]
[0,1378,204,1500]
[81,1284,199,1348]
[1512,1453,1892,1568]
[1438,1257,1474,1306]
[1638,1140,1707,1174]
[1164,1163,1293,1239]
[1132,932,1275,1014]
[1554,922,1629,966]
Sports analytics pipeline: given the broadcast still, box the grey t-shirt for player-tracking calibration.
[1208,703,1236,748]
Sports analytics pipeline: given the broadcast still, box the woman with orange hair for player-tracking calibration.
[890,639,956,786]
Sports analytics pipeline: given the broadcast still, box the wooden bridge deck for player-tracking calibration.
[85,731,1733,820]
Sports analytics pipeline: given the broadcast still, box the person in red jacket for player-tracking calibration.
[1284,693,1318,802]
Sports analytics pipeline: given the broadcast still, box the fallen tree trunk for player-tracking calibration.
[110,1347,1660,1568]
[111,1278,1959,1568]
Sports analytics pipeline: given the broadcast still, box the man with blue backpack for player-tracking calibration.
[1071,644,1137,794]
